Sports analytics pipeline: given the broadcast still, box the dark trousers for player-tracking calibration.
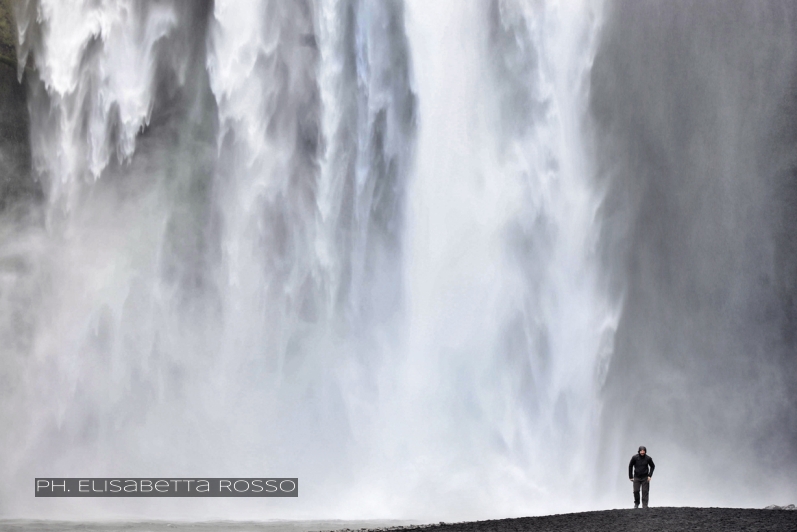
[634,477,650,508]
[633,478,650,507]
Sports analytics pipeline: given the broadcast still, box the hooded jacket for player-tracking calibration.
[628,453,655,480]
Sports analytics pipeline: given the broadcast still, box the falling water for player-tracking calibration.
[384,0,613,516]
[1,0,796,523]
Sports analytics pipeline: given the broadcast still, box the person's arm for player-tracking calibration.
[648,457,655,478]
[629,456,634,479]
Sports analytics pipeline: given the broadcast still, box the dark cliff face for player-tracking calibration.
[591,0,797,493]
[0,0,37,213]
[0,0,15,68]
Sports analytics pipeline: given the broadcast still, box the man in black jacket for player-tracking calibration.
[628,445,655,508]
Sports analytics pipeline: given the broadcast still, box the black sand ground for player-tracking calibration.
[1,509,795,532]
[359,508,796,532]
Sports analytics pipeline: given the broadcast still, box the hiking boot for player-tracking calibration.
[634,503,639,509]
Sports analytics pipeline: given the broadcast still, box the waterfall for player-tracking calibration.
[2,0,796,522]
[386,0,613,516]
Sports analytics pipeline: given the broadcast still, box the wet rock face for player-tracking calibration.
[0,62,35,210]
[0,0,15,68]
[0,0,38,212]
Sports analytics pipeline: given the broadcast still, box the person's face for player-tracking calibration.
[640,449,646,456]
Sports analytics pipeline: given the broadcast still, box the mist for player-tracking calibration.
[591,0,797,509]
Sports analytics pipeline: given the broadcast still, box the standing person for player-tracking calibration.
[628,445,655,508]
